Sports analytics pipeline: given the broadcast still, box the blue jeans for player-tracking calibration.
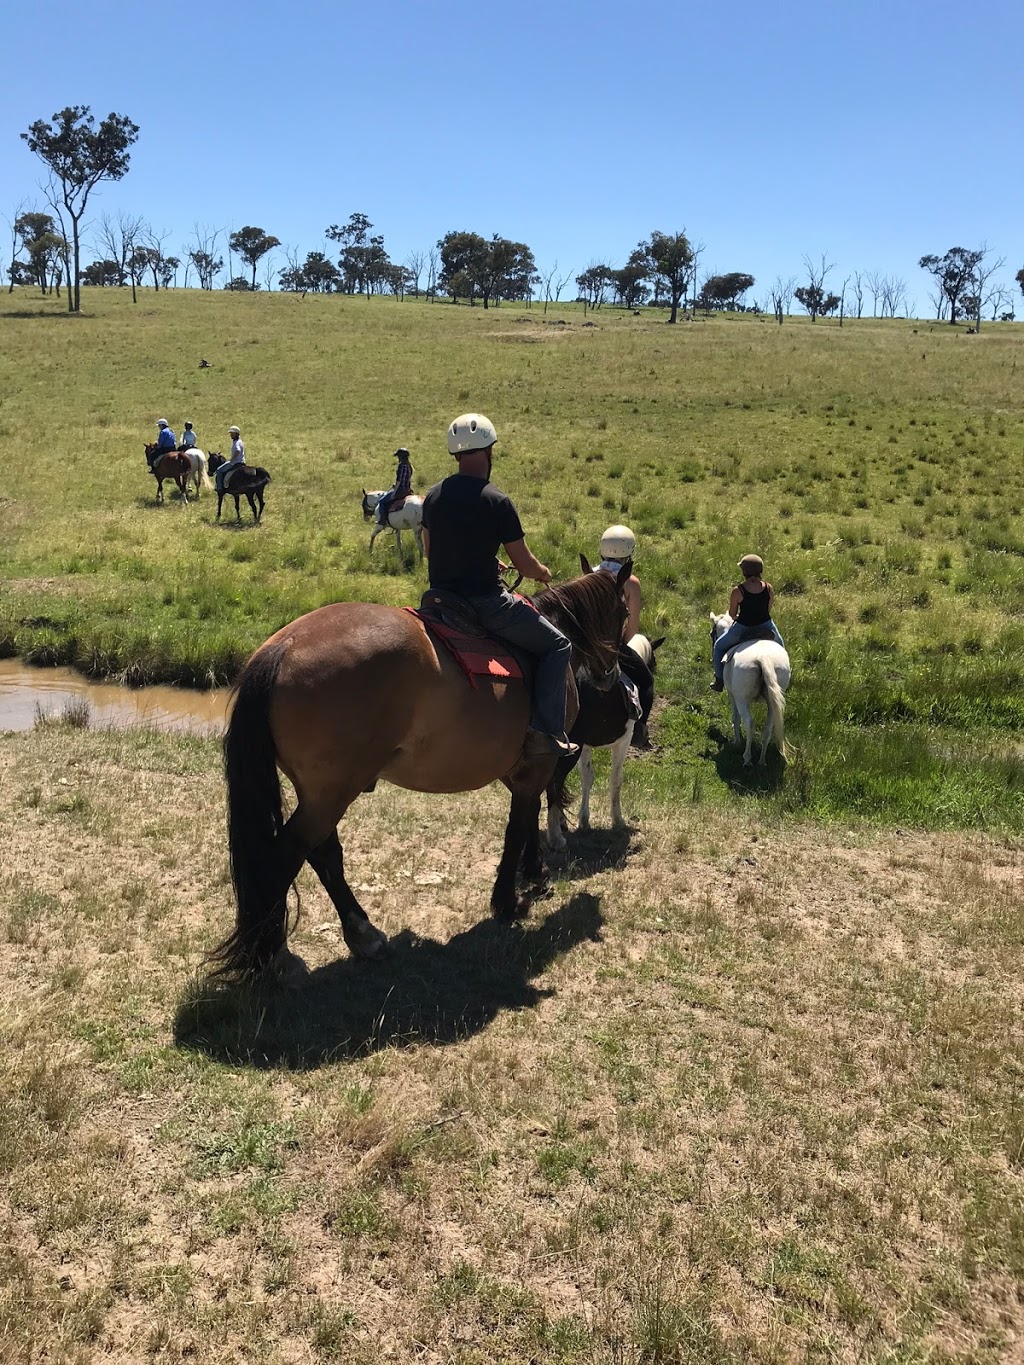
[466,588,572,737]
[713,621,784,680]
[376,492,394,524]
[216,463,240,493]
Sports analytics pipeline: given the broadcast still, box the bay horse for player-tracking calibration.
[144,443,193,504]
[361,489,425,560]
[206,558,630,978]
[710,611,791,766]
[207,452,272,524]
[546,633,665,849]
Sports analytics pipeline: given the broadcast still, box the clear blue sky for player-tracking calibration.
[3,0,1022,310]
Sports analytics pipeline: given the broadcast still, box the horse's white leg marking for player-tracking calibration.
[730,695,743,747]
[369,525,381,552]
[546,793,567,851]
[579,747,594,830]
[609,723,634,827]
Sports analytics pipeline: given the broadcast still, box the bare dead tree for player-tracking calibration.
[4,198,30,292]
[687,239,705,313]
[880,275,909,319]
[865,271,884,317]
[426,245,439,301]
[143,223,172,289]
[40,180,74,308]
[849,271,864,319]
[405,249,425,298]
[985,283,1013,322]
[970,248,1006,331]
[768,274,797,325]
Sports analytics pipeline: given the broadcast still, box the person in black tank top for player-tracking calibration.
[709,553,785,691]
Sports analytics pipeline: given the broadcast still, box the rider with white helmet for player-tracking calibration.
[421,413,578,759]
[148,418,177,471]
[598,524,642,641]
[215,425,246,493]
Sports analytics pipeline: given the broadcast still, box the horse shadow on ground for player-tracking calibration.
[706,723,787,795]
[546,824,637,882]
[173,891,603,1069]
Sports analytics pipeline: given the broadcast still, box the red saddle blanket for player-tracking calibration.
[405,609,524,687]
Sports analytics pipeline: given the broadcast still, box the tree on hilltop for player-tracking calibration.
[229,226,281,290]
[611,247,650,309]
[21,106,139,313]
[14,212,66,294]
[918,247,984,324]
[696,272,755,312]
[576,263,614,311]
[645,230,695,323]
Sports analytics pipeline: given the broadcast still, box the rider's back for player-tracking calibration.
[422,473,523,598]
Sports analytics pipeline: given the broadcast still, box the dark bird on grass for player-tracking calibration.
[199,359,211,369]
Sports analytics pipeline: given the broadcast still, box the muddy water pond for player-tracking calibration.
[0,659,228,735]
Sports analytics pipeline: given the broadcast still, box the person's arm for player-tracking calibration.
[504,537,550,584]
[728,586,742,619]
[624,576,642,640]
[766,582,774,612]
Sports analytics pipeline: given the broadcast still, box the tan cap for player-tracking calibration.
[738,554,764,575]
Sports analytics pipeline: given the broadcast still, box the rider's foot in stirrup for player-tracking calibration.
[709,678,724,692]
[523,729,579,759]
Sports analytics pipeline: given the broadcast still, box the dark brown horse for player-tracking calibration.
[144,443,192,503]
[207,452,272,524]
[207,560,630,977]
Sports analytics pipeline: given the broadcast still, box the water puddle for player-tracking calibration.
[0,658,228,735]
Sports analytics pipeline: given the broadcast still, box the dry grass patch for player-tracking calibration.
[0,724,1022,1361]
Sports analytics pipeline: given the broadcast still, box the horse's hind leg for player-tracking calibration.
[579,747,595,831]
[307,832,387,959]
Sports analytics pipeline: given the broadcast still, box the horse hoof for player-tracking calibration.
[345,920,388,960]
[271,947,310,987]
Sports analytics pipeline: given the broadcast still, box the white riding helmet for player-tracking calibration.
[156,419,169,428]
[600,524,636,561]
[228,425,240,435]
[447,413,497,455]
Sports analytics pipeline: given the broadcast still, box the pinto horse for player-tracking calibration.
[207,452,272,524]
[361,489,425,560]
[144,444,193,503]
[546,633,665,848]
[206,559,630,978]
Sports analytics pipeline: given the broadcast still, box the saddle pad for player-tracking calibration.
[405,609,523,688]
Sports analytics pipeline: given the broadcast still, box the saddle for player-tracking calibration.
[408,590,530,688]
[733,623,777,643]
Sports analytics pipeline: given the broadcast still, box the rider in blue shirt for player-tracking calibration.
[149,419,177,470]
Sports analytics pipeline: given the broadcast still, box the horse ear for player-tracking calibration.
[709,612,716,623]
[616,558,633,585]
[361,487,366,496]
[580,553,592,575]
[651,636,667,651]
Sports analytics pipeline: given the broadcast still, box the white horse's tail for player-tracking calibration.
[760,657,788,761]
[197,451,213,489]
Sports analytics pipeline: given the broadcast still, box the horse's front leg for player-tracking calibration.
[369,525,380,553]
[730,693,743,748]
[215,491,224,520]
[234,494,242,523]
[394,529,403,557]
[609,724,634,827]
[579,746,595,831]
[492,786,543,918]
[156,478,164,505]
[414,528,424,561]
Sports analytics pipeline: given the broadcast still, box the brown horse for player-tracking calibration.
[207,559,630,977]
[144,443,193,503]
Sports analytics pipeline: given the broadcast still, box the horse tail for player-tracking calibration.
[198,452,212,489]
[206,641,292,977]
[760,657,788,761]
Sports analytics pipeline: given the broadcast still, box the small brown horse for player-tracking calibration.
[207,451,272,524]
[144,443,192,503]
[207,559,630,977]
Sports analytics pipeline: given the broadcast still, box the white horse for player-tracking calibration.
[361,490,425,560]
[546,632,664,850]
[709,613,791,767]
[182,449,213,498]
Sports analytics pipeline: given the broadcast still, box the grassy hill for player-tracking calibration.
[3,288,1024,827]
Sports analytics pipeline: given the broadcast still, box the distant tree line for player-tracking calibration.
[7,105,1024,326]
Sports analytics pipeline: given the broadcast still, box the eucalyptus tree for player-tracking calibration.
[21,105,139,312]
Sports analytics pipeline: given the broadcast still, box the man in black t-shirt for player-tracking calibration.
[421,413,578,759]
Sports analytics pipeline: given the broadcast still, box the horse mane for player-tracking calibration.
[534,570,622,659]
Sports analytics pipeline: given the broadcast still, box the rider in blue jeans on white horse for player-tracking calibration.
[710,553,785,691]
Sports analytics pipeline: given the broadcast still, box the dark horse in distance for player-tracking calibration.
[207,452,272,524]
[207,560,630,977]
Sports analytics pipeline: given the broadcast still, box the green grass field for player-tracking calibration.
[3,288,1024,828]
